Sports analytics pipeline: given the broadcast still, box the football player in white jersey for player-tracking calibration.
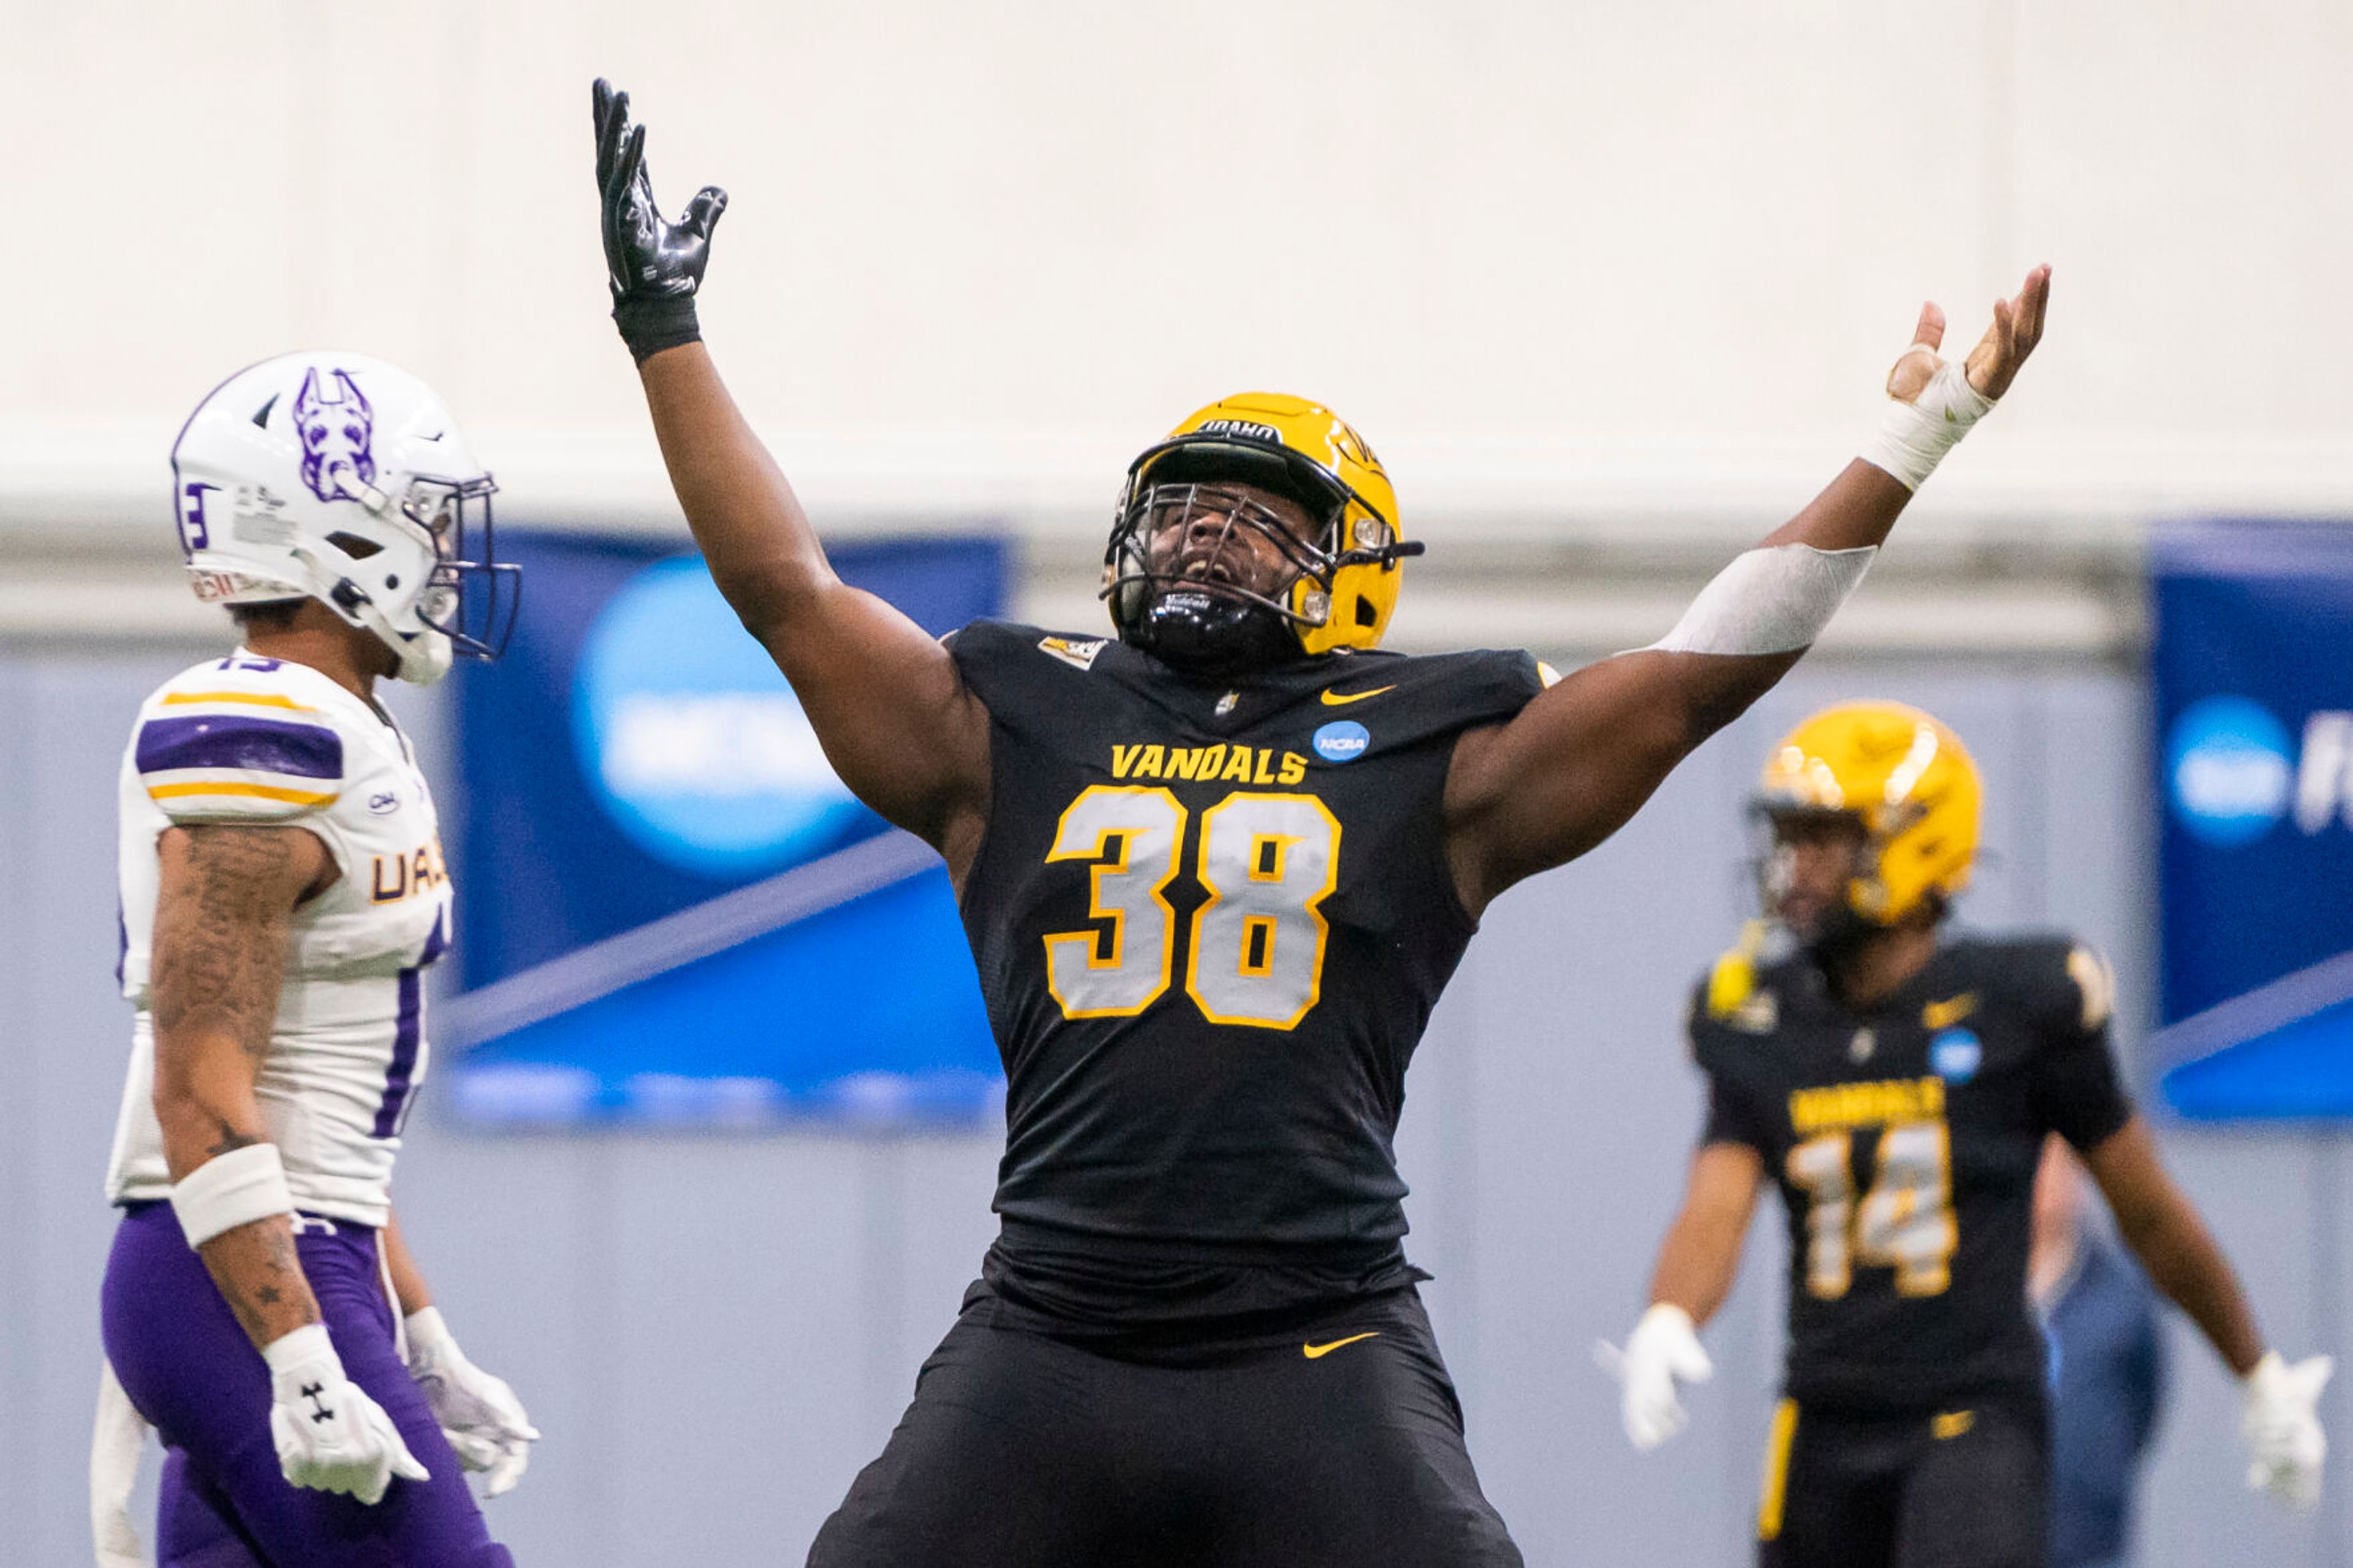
[93,352,532,1568]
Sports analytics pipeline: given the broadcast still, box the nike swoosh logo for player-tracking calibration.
[1303,1331,1381,1359]
[1319,686,1395,706]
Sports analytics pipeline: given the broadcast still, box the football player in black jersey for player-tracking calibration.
[591,76,2057,1566]
[1604,703,2331,1568]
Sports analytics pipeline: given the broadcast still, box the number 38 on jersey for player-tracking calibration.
[1042,784,1341,1030]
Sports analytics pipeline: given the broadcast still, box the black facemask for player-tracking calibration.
[1128,586,1300,676]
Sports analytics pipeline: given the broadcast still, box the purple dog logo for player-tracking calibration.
[293,368,377,504]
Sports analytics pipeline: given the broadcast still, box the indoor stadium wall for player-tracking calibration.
[10,3,2353,1563]
[4,636,2343,1566]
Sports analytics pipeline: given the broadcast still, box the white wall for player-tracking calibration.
[9,0,2353,534]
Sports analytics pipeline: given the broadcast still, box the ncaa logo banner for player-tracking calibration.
[2153,523,2353,1118]
[439,531,1007,1130]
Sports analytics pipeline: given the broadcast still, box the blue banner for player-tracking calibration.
[439,531,1009,1129]
[2152,521,2353,1119]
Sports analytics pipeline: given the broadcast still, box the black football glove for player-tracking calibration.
[593,78,727,366]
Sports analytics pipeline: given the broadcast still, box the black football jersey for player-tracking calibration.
[947,621,1545,1327]
[1691,936,2134,1414]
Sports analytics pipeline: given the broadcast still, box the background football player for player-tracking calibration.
[92,353,534,1568]
[1602,702,2330,1568]
[593,75,2048,1565]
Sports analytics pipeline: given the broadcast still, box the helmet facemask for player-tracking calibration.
[312,473,518,685]
[1106,479,1335,674]
[1103,442,1420,673]
[400,472,519,668]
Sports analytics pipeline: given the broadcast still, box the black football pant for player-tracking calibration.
[1757,1395,2049,1568]
[807,1284,1523,1567]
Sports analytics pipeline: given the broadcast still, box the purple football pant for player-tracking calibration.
[101,1202,513,1568]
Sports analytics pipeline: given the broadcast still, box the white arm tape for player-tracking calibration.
[1858,358,1996,491]
[1651,543,1877,656]
[169,1142,294,1249]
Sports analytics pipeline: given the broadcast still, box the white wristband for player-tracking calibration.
[1859,359,1997,491]
[1651,543,1877,657]
[169,1142,294,1249]
[262,1321,334,1371]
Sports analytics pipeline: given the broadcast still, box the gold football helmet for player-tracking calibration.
[1757,702,1983,926]
[1104,392,1420,665]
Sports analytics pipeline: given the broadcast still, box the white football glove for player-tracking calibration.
[1596,1303,1715,1450]
[263,1324,429,1506]
[405,1307,539,1498]
[2243,1350,2333,1510]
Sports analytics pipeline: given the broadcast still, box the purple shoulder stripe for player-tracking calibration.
[137,714,343,781]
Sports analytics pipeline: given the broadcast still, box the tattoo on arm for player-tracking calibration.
[199,1214,320,1351]
[151,826,305,1061]
[151,827,320,1181]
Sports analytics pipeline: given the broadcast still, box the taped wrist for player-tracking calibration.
[1651,543,1877,656]
[169,1142,294,1249]
[611,290,702,366]
[1859,360,1996,491]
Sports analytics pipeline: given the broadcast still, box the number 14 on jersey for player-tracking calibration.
[1044,784,1341,1031]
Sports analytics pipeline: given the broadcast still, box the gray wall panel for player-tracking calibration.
[9,644,2347,1566]
[0,656,32,1545]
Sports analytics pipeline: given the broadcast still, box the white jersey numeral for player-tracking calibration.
[1786,1120,1957,1300]
[1043,785,1343,1031]
[1787,1133,1856,1300]
[1854,1120,1958,1296]
[1186,793,1343,1029]
[1042,787,1188,1017]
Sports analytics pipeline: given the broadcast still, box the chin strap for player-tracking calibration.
[314,557,452,686]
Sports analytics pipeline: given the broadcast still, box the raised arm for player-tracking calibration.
[1445,268,2050,914]
[594,81,991,875]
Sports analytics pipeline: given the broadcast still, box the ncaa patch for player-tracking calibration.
[1037,635,1108,672]
[1313,720,1370,763]
[1930,1028,1983,1085]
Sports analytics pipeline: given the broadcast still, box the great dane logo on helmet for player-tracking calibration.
[172,351,520,686]
[292,368,379,505]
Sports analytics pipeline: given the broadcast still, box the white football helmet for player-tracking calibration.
[170,351,518,684]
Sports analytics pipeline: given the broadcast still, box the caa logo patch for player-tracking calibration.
[1930,1028,1983,1085]
[2167,695,2292,846]
[1313,720,1370,763]
[367,789,401,816]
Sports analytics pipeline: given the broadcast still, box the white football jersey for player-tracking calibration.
[106,650,452,1228]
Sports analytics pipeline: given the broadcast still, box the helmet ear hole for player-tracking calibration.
[326,531,383,560]
[1354,595,1379,629]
